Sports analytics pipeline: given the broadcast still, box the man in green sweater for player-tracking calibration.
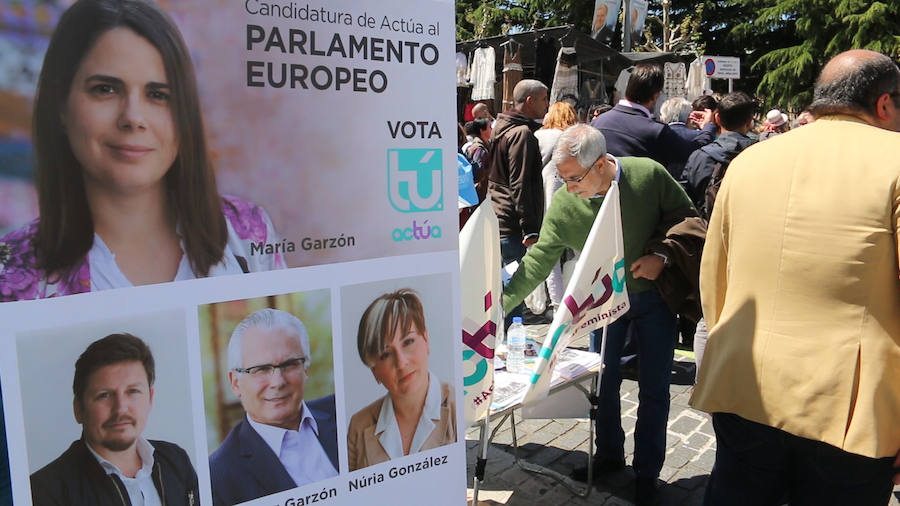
[501,124,694,505]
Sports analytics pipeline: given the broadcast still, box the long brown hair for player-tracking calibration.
[33,0,227,277]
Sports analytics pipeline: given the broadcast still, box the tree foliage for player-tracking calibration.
[720,0,900,111]
[455,0,593,41]
[455,1,900,111]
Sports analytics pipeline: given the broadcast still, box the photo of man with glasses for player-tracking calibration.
[209,308,338,506]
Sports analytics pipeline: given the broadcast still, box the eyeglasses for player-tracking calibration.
[234,357,307,378]
[557,154,605,184]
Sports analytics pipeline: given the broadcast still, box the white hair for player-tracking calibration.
[227,309,311,371]
[552,124,607,169]
[659,97,692,124]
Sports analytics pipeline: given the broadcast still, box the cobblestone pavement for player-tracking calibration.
[466,322,900,506]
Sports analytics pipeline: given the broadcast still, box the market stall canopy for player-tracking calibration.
[620,51,686,65]
[456,25,631,70]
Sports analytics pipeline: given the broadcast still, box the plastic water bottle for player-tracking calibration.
[507,317,526,374]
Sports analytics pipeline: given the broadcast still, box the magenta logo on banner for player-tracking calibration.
[463,291,496,404]
[563,258,626,324]
[390,220,442,241]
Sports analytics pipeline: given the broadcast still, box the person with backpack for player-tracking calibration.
[683,91,758,219]
[682,91,757,383]
[488,79,549,326]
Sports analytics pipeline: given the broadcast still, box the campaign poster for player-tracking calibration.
[0,0,457,297]
[629,0,649,48]
[591,0,619,46]
[0,0,464,504]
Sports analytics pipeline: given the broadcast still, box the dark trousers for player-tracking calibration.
[589,289,678,479]
[705,413,896,506]
[500,235,527,328]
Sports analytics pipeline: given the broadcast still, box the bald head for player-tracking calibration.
[810,49,900,126]
[513,80,548,104]
[817,50,886,85]
[512,79,549,119]
[472,103,492,120]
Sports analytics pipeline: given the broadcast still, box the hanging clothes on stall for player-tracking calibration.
[456,52,469,86]
[549,47,578,104]
[468,46,496,101]
[580,71,609,119]
[501,39,524,112]
[534,35,558,89]
[686,57,712,101]
[581,77,606,104]
[663,62,687,98]
[613,66,633,104]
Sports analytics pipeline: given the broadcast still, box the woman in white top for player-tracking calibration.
[533,102,579,309]
[0,0,283,302]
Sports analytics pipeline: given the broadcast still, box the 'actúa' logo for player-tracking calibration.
[391,220,442,241]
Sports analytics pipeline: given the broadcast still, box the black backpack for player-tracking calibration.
[702,158,729,220]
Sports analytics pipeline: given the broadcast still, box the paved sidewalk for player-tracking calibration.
[466,322,900,505]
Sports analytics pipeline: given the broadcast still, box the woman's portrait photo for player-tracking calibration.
[0,0,458,285]
[341,275,457,472]
[0,0,283,302]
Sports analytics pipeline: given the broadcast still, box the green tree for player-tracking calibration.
[456,0,527,40]
[728,0,900,111]
[456,0,900,112]
[456,0,594,41]
[642,0,709,53]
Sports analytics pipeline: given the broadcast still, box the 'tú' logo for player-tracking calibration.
[387,149,443,213]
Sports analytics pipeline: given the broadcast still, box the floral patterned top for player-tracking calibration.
[0,195,284,302]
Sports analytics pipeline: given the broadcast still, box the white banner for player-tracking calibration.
[459,199,503,425]
[522,182,629,405]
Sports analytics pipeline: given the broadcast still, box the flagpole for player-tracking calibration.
[595,323,608,396]
[470,406,492,506]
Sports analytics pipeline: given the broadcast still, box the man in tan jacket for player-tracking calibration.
[692,49,900,504]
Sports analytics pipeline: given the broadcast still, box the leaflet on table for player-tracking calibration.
[554,349,603,380]
[490,349,601,411]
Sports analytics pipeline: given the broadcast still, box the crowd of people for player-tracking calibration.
[458,50,900,505]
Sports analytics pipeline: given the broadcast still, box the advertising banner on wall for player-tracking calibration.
[0,0,463,504]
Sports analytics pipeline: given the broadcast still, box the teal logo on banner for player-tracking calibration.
[387,149,443,213]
